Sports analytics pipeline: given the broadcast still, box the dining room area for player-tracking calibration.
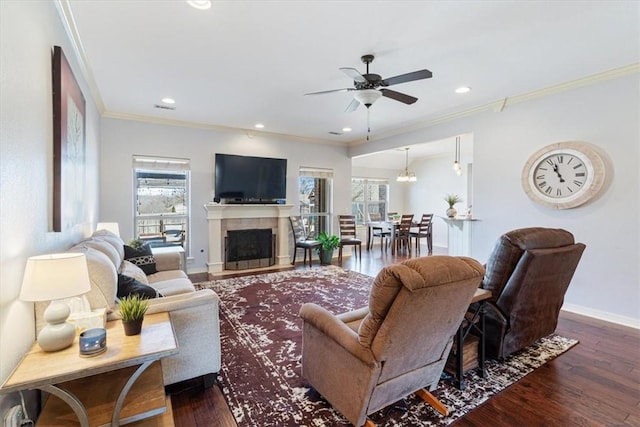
[350,134,474,258]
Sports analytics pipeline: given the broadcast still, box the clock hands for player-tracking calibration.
[552,164,565,183]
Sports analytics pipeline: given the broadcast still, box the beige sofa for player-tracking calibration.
[35,229,221,387]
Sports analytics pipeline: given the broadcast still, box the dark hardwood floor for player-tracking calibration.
[173,244,640,427]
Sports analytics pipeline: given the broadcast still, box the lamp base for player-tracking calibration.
[38,300,76,352]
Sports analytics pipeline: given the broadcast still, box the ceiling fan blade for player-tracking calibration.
[345,98,360,112]
[340,67,367,83]
[380,89,418,104]
[304,88,354,96]
[381,69,432,86]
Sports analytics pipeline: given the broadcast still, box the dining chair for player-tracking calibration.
[367,212,390,251]
[410,213,434,254]
[289,216,321,267]
[394,214,414,254]
[338,215,362,263]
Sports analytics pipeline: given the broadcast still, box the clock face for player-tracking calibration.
[522,142,606,209]
[532,151,591,199]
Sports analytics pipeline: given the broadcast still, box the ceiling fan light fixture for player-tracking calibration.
[354,89,382,108]
[186,1,212,10]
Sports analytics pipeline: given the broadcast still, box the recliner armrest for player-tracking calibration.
[300,303,375,365]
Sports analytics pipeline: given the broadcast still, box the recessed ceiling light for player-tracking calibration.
[186,1,212,10]
[254,123,265,129]
[342,127,352,132]
[161,97,176,104]
[455,86,471,94]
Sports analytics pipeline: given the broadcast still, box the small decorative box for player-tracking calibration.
[79,328,107,357]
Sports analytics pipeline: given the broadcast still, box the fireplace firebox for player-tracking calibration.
[225,228,276,270]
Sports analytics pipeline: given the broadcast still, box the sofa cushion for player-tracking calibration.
[92,229,125,261]
[119,260,149,285]
[67,246,117,313]
[148,270,195,296]
[117,274,160,299]
[82,238,122,269]
[124,243,158,275]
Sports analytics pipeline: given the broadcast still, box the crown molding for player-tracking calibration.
[54,0,105,114]
[102,111,343,146]
[350,63,640,147]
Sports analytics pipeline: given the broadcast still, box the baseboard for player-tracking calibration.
[561,303,640,329]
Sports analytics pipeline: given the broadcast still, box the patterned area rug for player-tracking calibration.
[195,266,578,427]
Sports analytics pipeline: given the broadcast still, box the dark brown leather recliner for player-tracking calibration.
[481,227,586,359]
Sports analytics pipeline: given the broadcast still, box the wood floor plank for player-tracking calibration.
[171,245,640,427]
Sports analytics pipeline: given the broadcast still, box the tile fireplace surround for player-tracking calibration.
[204,203,293,274]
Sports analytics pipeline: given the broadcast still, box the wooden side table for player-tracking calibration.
[449,288,492,390]
[0,312,178,426]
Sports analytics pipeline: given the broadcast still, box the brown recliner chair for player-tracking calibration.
[481,227,586,359]
[299,256,485,427]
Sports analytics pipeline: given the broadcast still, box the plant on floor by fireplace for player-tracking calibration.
[316,232,340,265]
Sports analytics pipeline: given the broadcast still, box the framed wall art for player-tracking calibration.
[52,45,86,232]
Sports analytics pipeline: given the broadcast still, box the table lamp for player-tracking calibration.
[96,222,120,237]
[20,253,91,352]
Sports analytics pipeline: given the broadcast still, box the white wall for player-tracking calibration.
[351,73,640,326]
[407,154,469,249]
[0,0,101,410]
[99,119,353,273]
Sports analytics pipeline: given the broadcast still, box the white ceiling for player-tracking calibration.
[65,0,639,159]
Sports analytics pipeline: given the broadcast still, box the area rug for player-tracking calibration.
[195,266,578,426]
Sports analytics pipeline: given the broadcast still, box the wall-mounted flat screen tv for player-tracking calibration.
[214,153,287,203]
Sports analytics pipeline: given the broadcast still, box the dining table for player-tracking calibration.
[366,220,419,254]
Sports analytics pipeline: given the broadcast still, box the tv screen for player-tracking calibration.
[215,154,287,203]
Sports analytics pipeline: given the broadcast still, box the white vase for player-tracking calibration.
[446,207,457,218]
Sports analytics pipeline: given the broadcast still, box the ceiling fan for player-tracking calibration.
[305,54,432,112]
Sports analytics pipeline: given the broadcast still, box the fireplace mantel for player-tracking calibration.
[204,203,293,274]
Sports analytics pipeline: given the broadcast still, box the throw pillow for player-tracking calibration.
[124,243,157,275]
[119,260,149,285]
[117,274,159,299]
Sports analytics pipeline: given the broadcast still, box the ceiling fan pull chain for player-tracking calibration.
[367,109,371,141]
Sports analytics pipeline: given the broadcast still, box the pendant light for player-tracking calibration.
[453,136,462,176]
[397,148,417,182]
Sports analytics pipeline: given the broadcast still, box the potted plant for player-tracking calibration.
[316,232,340,265]
[444,194,463,218]
[119,294,150,336]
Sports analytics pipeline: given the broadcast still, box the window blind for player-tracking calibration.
[299,166,334,179]
[132,155,190,171]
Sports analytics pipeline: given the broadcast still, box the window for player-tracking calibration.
[351,178,389,225]
[298,167,333,237]
[133,156,190,253]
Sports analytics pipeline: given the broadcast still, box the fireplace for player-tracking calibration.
[225,229,275,270]
[204,203,293,274]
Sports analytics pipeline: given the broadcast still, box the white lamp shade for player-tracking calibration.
[354,89,382,107]
[96,222,120,237]
[20,253,91,302]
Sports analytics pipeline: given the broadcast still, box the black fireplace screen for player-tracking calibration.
[225,228,275,270]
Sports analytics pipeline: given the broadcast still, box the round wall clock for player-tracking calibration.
[521,141,606,209]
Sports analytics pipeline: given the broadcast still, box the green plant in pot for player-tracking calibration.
[119,294,150,336]
[444,194,463,218]
[316,232,340,265]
